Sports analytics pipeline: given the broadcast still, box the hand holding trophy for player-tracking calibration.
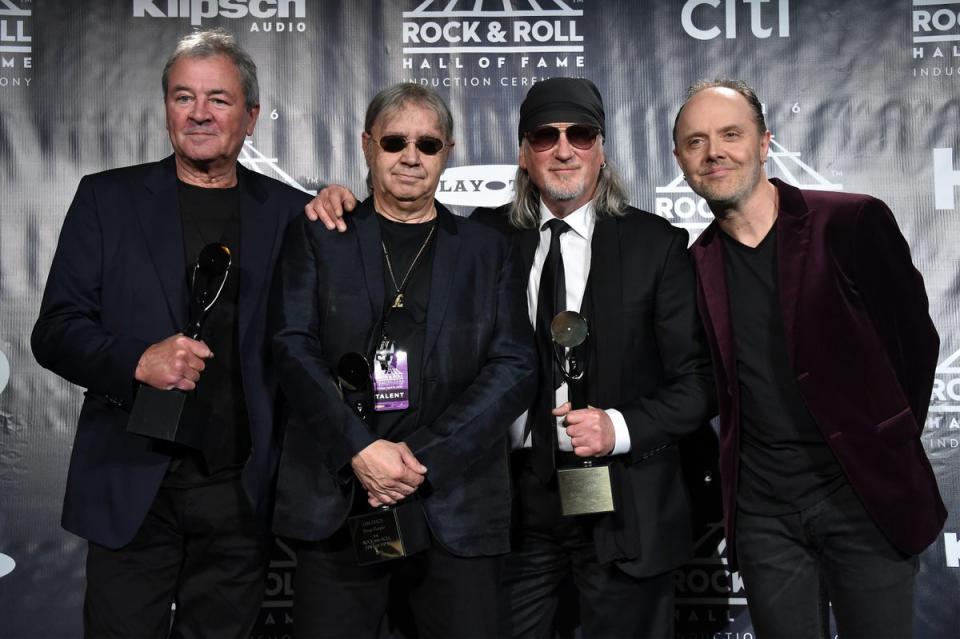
[127,243,231,446]
[551,311,616,516]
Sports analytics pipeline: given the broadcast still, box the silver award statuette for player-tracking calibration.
[551,311,616,517]
[340,352,430,565]
[127,243,232,447]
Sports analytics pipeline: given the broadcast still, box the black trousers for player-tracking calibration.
[500,456,675,639]
[84,478,270,639]
[291,526,500,639]
[735,482,918,639]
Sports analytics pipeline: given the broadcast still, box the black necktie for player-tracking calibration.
[530,218,570,481]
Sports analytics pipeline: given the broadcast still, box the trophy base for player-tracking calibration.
[348,500,431,565]
[127,385,203,449]
[557,462,616,516]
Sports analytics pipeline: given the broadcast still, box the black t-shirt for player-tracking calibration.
[164,180,250,486]
[370,215,436,443]
[721,226,845,515]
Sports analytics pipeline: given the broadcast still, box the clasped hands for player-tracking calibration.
[351,439,427,507]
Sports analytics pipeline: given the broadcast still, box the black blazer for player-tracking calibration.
[270,199,537,557]
[31,156,311,549]
[472,205,716,578]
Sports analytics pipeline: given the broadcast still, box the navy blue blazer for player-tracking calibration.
[270,199,537,556]
[32,156,311,549]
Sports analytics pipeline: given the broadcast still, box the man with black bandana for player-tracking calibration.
[305,78,715,639]
[270,83,536,639]
[32,29,310,637]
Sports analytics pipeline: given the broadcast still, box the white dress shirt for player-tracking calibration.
[508,199,631,454]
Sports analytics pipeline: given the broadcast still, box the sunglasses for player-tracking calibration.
[372,135,448,155]
[525,124,600,152]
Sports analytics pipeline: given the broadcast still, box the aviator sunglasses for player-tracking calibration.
[525,124,600,152]
[372,135,448,155]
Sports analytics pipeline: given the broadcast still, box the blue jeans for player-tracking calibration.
[735,482,918,639]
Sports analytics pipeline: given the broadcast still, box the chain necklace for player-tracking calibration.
[382,222,437,308]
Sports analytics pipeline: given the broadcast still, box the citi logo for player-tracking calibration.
[133,0,305,27]
[435,165,516,209]
[0,553,14,579]
[934,147,960,210]
[681,0,789,40]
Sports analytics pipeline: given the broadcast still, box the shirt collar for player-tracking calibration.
[538,199,595,241]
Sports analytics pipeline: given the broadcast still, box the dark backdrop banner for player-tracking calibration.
[1,1,958,637]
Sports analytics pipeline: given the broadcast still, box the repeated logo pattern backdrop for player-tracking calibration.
[1,1,958,637]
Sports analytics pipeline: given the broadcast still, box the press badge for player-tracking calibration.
[373,340,409,411]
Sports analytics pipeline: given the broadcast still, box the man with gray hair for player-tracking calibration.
[32,28,309,636]
[271,82,535,638]
[306,77,714,639]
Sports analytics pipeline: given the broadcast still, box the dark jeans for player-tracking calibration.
[500,457,675,639]
[735,482,918,639]
[84,478,270,639]
[291,527,500,639]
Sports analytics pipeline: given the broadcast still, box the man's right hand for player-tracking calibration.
[134,334,213,391]
[304,184,358,232]
[351,439,427,506]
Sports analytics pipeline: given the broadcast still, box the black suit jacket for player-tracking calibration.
[31,156,311,549]
[270,199,537,556]
[472,205,715,577]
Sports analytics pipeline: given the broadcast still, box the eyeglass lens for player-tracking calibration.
[527,125,599,152]
[377,135,445,155]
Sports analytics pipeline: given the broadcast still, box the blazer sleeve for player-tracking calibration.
[31,176,152,405]
[617,226,717,460]
[403,237,538,479]
[853,198,939,426]
[270,217,376,476]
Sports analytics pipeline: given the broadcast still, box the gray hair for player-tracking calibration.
[508,144,629,230]
[364,83,454,194]
[161,28,259,110]
[672,79,766,145]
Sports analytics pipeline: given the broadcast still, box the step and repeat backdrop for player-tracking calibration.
[1,1,959,637]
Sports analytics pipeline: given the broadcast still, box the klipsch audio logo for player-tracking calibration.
[934,147,960,209]
[133,0,307,33]
[681,0,789,40]
[402,0,586,89]
[656,136,842,240]
[912,1,960,78]
[0,0,32,89]
[925,348,960,452]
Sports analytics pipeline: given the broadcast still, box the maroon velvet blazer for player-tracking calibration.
[690,178,947,569]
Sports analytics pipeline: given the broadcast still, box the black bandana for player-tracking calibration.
[517,77,606,144]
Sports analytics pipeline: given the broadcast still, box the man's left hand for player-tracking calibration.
[553,402,616,457]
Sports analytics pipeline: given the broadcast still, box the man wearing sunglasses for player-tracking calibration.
[270,83,536,638]
[673,79,945,638]
[304,77,714,639]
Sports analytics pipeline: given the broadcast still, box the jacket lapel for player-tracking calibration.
[691,223,736,380]
[137,156,187,328]
[423,206,460,361]
[236,165,280,344]
[771,178,812,364]
[352,199,386,331]
[585,216,623,408]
